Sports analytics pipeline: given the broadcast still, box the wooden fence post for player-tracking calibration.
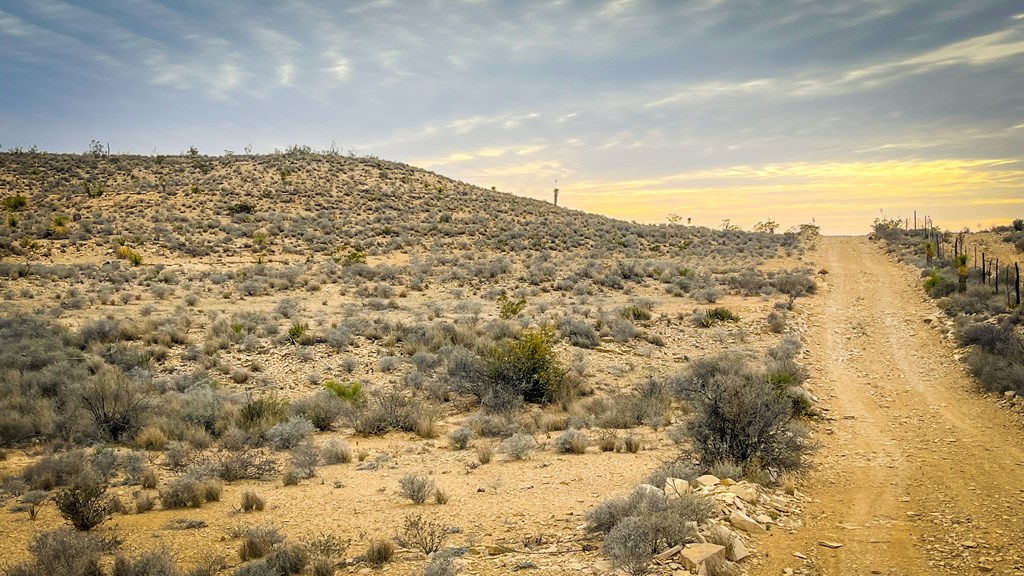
[982,253,986,284]
[994,258,999,293]
[1017,263,1021,308]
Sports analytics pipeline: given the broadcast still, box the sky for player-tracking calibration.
[1,0,1023,235]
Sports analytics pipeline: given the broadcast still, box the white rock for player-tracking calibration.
[729,510,767,534]
[696,474,720,488]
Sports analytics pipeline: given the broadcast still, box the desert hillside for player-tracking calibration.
[0,151,818,576]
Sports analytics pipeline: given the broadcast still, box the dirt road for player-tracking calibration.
[756,236,1024,576]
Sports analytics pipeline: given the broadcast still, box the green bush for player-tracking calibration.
[697,307,739,327]
[3,194,28,211]
[323,380,364,405]
[54,473,111,531]
[478,327,572,412]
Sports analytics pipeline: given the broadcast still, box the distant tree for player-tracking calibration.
[87,140,105,157]
[754,219,779,234]
[187,146,199,157]
[720,219,740,232]
[666,213,681,225]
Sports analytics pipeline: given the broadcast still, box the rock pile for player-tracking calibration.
[616,474,806,575]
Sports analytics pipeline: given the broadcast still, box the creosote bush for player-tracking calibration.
[477,327,573,412]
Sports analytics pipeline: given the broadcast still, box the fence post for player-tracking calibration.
[982,253,986,284]
[994,258,999,293]
[1017,262,1021,308]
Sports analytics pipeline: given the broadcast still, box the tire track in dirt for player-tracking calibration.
[755,236,1024,576]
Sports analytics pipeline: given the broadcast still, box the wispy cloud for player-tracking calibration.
[0,0,1020,233]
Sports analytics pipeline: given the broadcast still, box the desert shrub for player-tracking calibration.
[79,317,122,344]
[966,349,1024,394]
[767,310,786,333]
[292,391,351,431]
[353,389,411,435]
[240,491,266,512]
[602,516,655,576]
[54,473,111,531]
[476,444,493,464]
[585,496,632,533]
[21,450,88,491]
[267,417,314,450]
[434,487,449,505]
[135,426,168,451]
[237,395,288,434]
[3,194,28,211]
[681,354,807,473]
[323,380,364,405]
[112,552,182,576]
[400,513,448,554]
[622,434,641,453]
[232,560,276,576]
[959,321,1022,359]
[265,544,308,575]
[201,480,222,502]
[695,307,739,327]
[421,554,460,576]
[239,525,285,561]
[364,539,394,567]
[78,369,154,442]
[8,528,111,576]
[448,427,474,450]
[140,468,158,489]
[620,305,651,322]
[216,448,279,481]
[500,433,535,460]
[135,491,156,513]
[693,286,723,303]
[558,316,599,348]
[643,459,700,485]
[321,439,352,464]
[159,477,204,509]
[398,474,435,504]
[477,327,572,412]
[772,271,816,309]
[554,428,588,454]
[281,468,303,486]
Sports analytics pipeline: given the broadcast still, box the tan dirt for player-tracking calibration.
[755,236,1024,576]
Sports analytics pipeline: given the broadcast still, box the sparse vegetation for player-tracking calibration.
[0,149,814,572]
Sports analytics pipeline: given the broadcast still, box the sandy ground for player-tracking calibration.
[755,236,1024,576]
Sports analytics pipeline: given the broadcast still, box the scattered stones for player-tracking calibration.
[817,540,843,549]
